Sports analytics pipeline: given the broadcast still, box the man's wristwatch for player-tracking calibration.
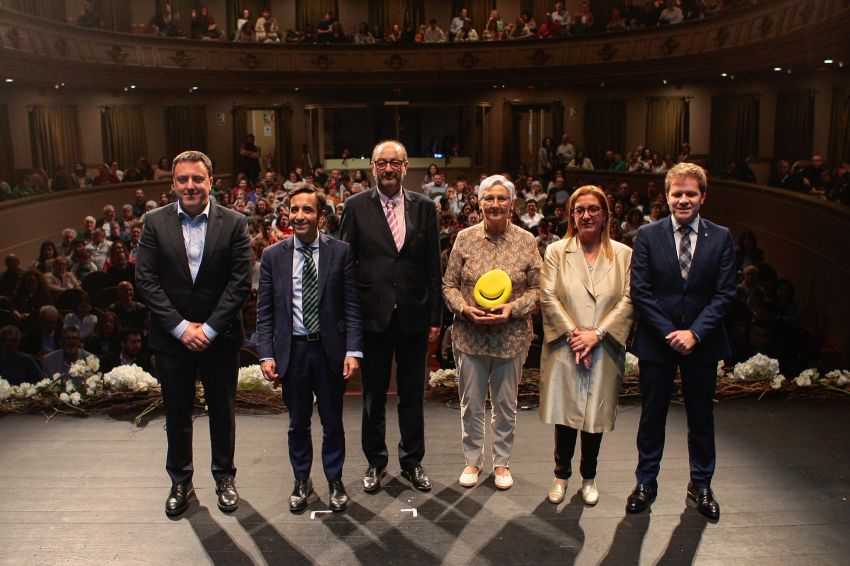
[594,326,607,341]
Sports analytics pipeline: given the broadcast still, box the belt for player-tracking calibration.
[293,332,321,342]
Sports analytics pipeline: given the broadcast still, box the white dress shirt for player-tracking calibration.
[171,200,217,341]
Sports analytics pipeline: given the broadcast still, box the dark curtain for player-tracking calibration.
[101,106,148,170]
[827,86,850,168]
[521,1,551,23]
[645,97,689,160]
[773,90,814,163]
[28,105,81,175]
[502,101,520,175]
[277,105,293,175]
[298,0,339,31]
[163,106,208,157]
[232,105,248,176]
[93,0,131,32]
[0,104,14,186]
[227,0,264,38]
[583,99,626,166]
[590,0,617,31]
[11,0,66,21]
[550,101,564,148]
[709,94,759,174]
[450,0,495,33]
[368,0,425,31]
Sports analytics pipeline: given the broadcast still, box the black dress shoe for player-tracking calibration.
[290,479,313,513]
[165,483,195,517]
[362,466,387,493]
[687,482,720,521]
[626,483,657,514]
[328,480,350,512]
[401,465,432,492]
[215,476,239,513]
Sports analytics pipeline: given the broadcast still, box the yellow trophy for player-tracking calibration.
[473,269,512,309]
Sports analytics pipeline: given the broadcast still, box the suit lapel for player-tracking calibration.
[564,237,594,298]
[317,233,330,304]
[196,203,222,285]
[402,188,417,252]
[368,189,399,254]
[164,204,192,283]
[685,219,711,288]
[659,218,684,286]
[280,238,294,316]
[591,246,614,296]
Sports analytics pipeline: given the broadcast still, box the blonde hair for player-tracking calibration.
[566,185,613,259]
[665,162,707,194]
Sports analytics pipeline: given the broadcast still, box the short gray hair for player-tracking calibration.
[477,174,516,200]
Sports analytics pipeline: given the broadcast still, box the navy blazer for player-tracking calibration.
[630,216,737,364]
[255,233,363,377]
[135,202,252,354]
[339,187,442,333]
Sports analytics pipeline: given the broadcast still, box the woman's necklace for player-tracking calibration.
[582,241,600,271]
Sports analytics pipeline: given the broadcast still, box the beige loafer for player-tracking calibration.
[548,478,568,503]
[494,469,513,490]
[581,479,599,505]
[459,466,480,488]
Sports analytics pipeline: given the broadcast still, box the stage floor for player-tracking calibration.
[1,397,848,565]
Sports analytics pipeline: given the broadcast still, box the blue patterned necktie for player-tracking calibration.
[678,224,692,280]
[298,245,319,332]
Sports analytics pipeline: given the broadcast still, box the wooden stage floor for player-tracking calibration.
[1,396,848,565]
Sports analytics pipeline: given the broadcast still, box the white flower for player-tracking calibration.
[65,381,76,393]
[19,382,38,398]
[102,365,158,392]
[59,392,70,402]
[237,365,274,390]
[716,360,726,378]
[625,353,640,376]
[86,355,100,372]
[770,375,785,390]
[35,378,52,390]
[69,392,82,406]
[839,375,849,387]
[0,378,11,401]
[732,354,780,382]
[793,368,818,387]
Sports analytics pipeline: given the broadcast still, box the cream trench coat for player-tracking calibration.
[539,236,634,432]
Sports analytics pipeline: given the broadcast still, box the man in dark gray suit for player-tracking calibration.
[340,140,442,493]
[136,150,252,517]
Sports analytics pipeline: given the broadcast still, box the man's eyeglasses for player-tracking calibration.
[372,159,406,169]
[573,206,603,217]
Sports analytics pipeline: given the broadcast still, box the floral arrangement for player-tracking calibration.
[102,364,159,392]
[625,353,640,377]
[428,368,458,388]
[237,365,276,391]
[731,354,780,383]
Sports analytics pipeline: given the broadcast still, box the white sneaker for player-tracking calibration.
[459,467,480,488]
[494,470,513,490]
[581,479,599,505]
[548,478,568,504]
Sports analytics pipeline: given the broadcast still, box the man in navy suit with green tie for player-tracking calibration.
[627,162,737,521]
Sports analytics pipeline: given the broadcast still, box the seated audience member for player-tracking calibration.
[621,207,646,246]
[0,254,23,296]
[535,217,560,258]
[354,21,376,43]
[235,8,252,37]
[59,229,77,258]
[508,16,533,39]
[622,0,644,28]
[131,188,148,218]
[424,172,450,199]
[30,241,58,274]
[423,18,448,42]
[190,6,222,40]
[63,293,97,341]
[551,2,571,30]
[99,204,118,233]
[93,163,119,186]
[316,10,336,41]
[51,166,76,191]
[606,8,627,31]
[256,8,281,43]
[644,201,666,223]
[0,324,45,384]
[568,150,594,170]
[77,216,96,244]
[539,13,563,37]
[85,311,122,359]
[149,2,184,36]
[76,1,102,28]
[42,327,94,379]
[801,154,827,195]
[71,162,93,188]
[735,231,764,271]
[677,142,692,163]
[86,229,112,270]
[154,157,173,181]
[235,18,256,42]
[658,0,684,24]
[45,257,80,296]
[11,270,52,320]
[106,251,135,287]
[101,328,154,375]
[454,19,479,41]
[128,224,143,261]
[520,200,544,229]
[736,265,767,314]
[650,153,669,174]
[109,281,147,331]
[70,250,99,283]
[109,161,124,181]
[22,305,62,361]
[772,278,802,329]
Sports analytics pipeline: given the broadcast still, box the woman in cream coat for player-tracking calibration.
[539,185,633,505]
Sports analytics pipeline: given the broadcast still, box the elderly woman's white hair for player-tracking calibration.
[477,174,516,200]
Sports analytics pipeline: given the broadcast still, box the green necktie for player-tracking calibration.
[298,245,320,332]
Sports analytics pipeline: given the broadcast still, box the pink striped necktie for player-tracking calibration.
[385,198,403,251]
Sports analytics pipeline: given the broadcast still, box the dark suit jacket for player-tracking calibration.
[630,216,737,365]
[339,187,442,333]
[135,202,252,354]
[255,233,363,377]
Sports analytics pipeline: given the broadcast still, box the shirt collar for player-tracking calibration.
[294,235,319,250]
[177,199,211,220]
[378,187,404,206]
[671,214,700,234]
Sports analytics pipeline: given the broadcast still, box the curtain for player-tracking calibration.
[368,0,424,31]
[522,1,551,23]
[11,0,66,21]
[277,105,294,175]
[28,105,81,175]
[709,94,759,173]
[0,105,14,186]
[227,0,264,38]
[297,0,339,31]
[450,0,495,33]
[502,101,520,175]
[827,86,850,168]
[645,97,689,160]
[93,1,131,32]
[163,106,208,157]
[232,105,248,175]
[101,106,148,170]
[550,101,564,148]
[583,99,626,166]
[773,90,814,163]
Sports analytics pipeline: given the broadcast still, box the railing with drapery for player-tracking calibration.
[27,105,82,177]
[0,1,848,89]
[100,105,148,169]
